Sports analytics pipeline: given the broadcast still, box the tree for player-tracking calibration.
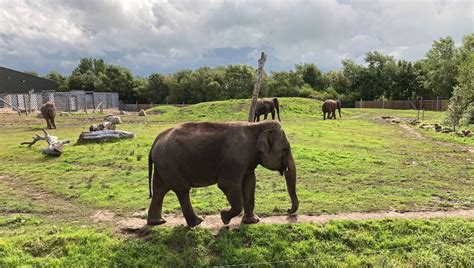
[24,71,38,77]
[445,34,474,128]
[45,71,69,92]
[422,36,459,97]
[146,73,169,103]
[222,65,256,99]
[295,63,328,90]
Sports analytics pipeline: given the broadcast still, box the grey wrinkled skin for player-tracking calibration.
[40,102,57,129]
[322,99,341,120]
[254,98,281,122]
[147,121,299,227]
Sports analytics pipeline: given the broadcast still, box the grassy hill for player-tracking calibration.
[0,98,472,266]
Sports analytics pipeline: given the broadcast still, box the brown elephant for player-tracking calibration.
[40,102,57,129]
[254,97,281,122]
[322,99,341,120]
[147,121,298,227]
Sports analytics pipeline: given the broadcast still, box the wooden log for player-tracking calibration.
[77,130,135,144]
[248,52,267,122]
[21,129,70,156]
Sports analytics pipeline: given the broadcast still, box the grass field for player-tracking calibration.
[1,97,472,266]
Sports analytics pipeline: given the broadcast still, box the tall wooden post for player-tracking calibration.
[248,52,267,122]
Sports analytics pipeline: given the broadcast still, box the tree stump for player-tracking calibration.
[77,130,135,144]
[21,129,70,156]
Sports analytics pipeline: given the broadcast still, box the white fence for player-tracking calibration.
[0,91,119,112]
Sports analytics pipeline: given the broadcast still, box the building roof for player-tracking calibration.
[0,67,58,94]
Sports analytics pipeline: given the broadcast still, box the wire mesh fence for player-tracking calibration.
[0,91,119,113]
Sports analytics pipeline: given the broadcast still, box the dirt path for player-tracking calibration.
[117,209,474,235]
[2,174,473,235]
[398,123,474,164]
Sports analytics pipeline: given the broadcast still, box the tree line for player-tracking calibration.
[33,34,472,123]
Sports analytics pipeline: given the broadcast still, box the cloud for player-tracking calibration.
[0,0,472,76]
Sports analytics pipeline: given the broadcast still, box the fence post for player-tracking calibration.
[67,93,71,112]
[382,97,385,109]
[83,94,88,114]
[436,97,439,111]
[360,98,362,108]
[136,101,138,112]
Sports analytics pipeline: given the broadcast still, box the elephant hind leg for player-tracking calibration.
[45,118,52,129]
[175,189,203,227]
[263,113,268,120]
[147,172,170,225]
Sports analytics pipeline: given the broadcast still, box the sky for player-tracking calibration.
[0,0,472,76]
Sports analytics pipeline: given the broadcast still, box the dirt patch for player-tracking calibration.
[118,209,474,235]
[349,113,368,119]
[399,123,426,140]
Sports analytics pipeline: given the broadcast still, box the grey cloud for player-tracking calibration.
[0,0,472,76]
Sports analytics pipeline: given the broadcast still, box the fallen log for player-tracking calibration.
[77,130,135,144]
[21,129,70,156]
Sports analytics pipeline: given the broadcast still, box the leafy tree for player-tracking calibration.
[445,34,474,128]
[295,63,328,90]
[45,71,68,92]
[24,71,38,77]
[422,36,459,97]
[222,65,255,99]
[145,73,169,103]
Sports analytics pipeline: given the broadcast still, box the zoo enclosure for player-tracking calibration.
[0,91,119,113]
[355,98,450,111]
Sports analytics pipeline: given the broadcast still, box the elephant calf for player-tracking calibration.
[147,121,299,227]
[254,97,281,122]
[40,102,57,129]
[322,99,342,120]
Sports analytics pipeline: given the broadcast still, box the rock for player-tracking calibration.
[60,111,69,116]
[455,132,465,137]
[36,112,44,118]
[105,115,122,124]
[433,124,442,132]
[381,116,394,120]
[138,109,147,116]
[391,119,401,124]
[461,130,471,137]
[441,127,453,133]
[119,110,126,115]
[408,119,420,125]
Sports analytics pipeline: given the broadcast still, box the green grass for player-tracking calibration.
[0,98,472,215]
[0,98,472,265]
[1,215,472,267]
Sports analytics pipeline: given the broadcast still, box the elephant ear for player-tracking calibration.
[257,129,276,154]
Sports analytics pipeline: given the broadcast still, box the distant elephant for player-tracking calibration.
[40,102,57,129]
[147,121,299,227]
[322,99,341,120]
[254,97,281,122]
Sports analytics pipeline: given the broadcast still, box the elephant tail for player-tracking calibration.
[273,97,281,121]
[148,149,153,198]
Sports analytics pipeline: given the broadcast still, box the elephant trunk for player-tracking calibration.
[284,151,299,214]
[273,98,281,121]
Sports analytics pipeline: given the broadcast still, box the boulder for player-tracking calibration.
[138,109,147,116]
[441,128,453,133]
[36,112,44,118]
[119,110,126,115]
[59,111,69,116]
[105,115,122,124]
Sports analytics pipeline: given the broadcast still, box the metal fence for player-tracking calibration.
[0,91,119,113]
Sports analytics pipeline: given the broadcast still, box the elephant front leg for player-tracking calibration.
[175,189,203,227]
[241,172,259,224]
[263,113,268,120]
[218,179,243,225]
[147,175,170,225]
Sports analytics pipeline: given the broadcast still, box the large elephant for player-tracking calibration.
[147,121,299,227]
[322,99,341,120]
[40,102,57,129]
[254,97,281,122]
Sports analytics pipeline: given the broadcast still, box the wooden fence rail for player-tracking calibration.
[355,98,450,111]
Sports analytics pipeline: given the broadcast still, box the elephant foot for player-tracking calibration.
[186,215,203,227]
[241,215,260,224]
[221,209,240,225]
[147,218,166,226]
